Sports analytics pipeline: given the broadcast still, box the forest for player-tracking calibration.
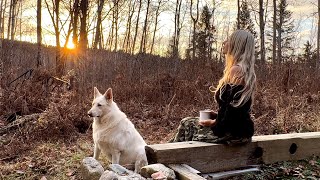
[0,0,320,179]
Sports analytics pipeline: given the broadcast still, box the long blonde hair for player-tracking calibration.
[215,30,256,107]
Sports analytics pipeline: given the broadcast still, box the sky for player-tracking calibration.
[7,0,320,56]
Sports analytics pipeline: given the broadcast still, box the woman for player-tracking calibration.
[171,30,256,145]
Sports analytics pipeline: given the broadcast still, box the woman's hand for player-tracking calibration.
[198,119,216,127]
[210,111,217,120]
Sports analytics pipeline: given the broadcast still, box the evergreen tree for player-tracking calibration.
[238,1,258,58]
[303,41,312,64]
[238,1,257,39]
[266,0,295,63]
[277,0,295,62]
[194,5,216,62]
[302,40,317,67]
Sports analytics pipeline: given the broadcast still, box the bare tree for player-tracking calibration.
[8,0,18,40]
[79,0,88,50]
[37,0,42,67]
[132,0,142,54]
[140,0,150,53]
[45,0,63,75]
[72,0,80,47]
[106,0,121,51]
[190,0,199,60]
[93,0,105,49]
[122,0,135,52]
[277,0,283,63]
[318,0,320,68]
[272,0,277,63]
[61,2,74,49]
[259,0,265,64]
[113,0,121,51]
[171,0,183,58]
[106,2,115,50]
[237,0,241,29]
[150,0,165,54]
[0,0,7,48]
[0,0,4,39]
[0,0,7,39]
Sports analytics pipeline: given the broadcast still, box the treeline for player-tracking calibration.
[0,0,319,77]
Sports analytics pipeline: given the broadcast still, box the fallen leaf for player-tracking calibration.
[66,169,75,176]
[309,160,316,166]
[16,170,25,174]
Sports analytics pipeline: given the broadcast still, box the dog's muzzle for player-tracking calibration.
[88,112,100,117]
[88,112,94,117]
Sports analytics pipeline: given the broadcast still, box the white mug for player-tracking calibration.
[199,110,212,120]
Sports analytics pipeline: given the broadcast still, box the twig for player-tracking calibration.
[165,94,176,119]
[0,114,40,135]
[5,132,17,146]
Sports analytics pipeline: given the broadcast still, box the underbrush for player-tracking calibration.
[1,42,320,179]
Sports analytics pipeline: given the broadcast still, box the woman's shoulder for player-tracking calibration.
[229,65,244,85]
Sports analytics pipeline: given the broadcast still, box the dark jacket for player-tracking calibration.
[212,84,254,138]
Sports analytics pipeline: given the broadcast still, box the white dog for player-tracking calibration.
[87,87,148,173]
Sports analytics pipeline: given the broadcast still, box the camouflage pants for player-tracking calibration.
[169,117,251,145]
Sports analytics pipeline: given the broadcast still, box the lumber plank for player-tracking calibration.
[146,132,320,173]
[203,166,260,179]
[168,164,206,180]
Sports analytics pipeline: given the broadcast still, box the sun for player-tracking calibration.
[66,40,75,49]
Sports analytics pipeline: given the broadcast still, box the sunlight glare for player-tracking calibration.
[67,41,75,49]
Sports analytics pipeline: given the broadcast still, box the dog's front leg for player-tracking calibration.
[93,143,101,160]
[134,152,148,173]
[111,150,121,164]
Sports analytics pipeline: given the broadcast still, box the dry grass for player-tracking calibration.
[0,136,94,179]
[1,40,320,179]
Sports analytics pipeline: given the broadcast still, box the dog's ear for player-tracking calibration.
[104,88,113,100]
[94,87,101,98]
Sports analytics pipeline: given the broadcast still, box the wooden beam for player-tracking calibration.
[253,132,320,164]
[146,132,320,173]
[168,164,206,180]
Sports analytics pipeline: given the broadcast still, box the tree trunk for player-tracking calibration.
[122,0,135,52]
[150,0,163,54]
[10,0,18,40]
[317,0,320,69]
[55,0,62,75]
[1,0,7,39]
[72,0,80,47]
[277,0,283,64]
[259,0,265,64]
[18,1,21,41]
[79,0,88,50]
[107,7,114,50]
[45,0,62,75]
[176,0,182,57]
[0,0,4,39]
[93,0,105,49]
[140,0,150,53]
[237,0,241,29]
[190,0,199,60]
[37,0,42,67]
[114,0,119,51]
[272,0,277,64]
[7,0,12,39]
[132,0,142,54]
[172,0,182,58]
